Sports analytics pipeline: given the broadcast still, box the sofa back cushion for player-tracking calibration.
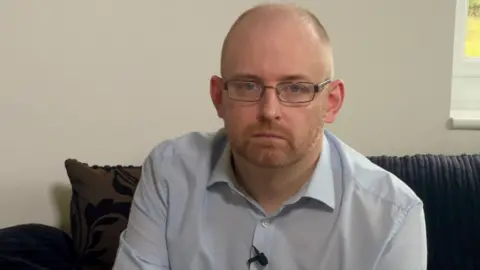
[368,154,480,270]
[65,154,480,270]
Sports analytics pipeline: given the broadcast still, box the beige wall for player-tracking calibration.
[0,1,478,228]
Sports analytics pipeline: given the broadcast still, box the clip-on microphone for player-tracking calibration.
[247,245,269,267]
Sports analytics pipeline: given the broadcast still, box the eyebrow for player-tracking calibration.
[278,74,312,81]
[228,73,312,82]
[228,73,262,81]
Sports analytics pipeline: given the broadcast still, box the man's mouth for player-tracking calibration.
[252,133,285,140]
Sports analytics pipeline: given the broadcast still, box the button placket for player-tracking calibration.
[251,218,275,270]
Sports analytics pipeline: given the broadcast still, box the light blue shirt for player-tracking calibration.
[113,129,427,270]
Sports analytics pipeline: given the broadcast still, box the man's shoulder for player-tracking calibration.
[145,128,227,174]
[152,128,225,151]
[327,131,422,212]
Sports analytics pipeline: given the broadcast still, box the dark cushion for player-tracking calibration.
[0,223,77,270]
[369,154,480,270]
[64,159,141,270]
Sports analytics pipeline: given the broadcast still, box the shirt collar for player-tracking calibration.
[207,133,336,210]
[208,142,235,188]
[302,134,336,209]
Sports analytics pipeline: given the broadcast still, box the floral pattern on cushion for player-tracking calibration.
[65,159,141,270]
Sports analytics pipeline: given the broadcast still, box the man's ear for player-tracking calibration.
[324,79,345,123]
[210,75,225,118]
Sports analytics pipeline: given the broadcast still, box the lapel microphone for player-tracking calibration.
[247,245,269,267]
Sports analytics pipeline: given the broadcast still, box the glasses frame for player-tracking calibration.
[223,78,332,103]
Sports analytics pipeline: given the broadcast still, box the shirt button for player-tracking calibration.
[261,219,270,227]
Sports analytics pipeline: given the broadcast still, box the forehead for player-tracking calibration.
[223,18,329,81]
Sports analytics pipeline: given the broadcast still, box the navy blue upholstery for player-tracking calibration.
[0,223,77,270]
[369,154,480,270]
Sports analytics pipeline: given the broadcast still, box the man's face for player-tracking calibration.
[211,17,343,168]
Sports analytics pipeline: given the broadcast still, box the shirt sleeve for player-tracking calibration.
[113,145,170,270]
[375,202,428,270]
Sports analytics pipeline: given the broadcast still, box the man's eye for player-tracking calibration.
[288,84,307,92]
[240,82,257,90]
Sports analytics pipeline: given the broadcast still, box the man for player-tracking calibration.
[114,3,427,270]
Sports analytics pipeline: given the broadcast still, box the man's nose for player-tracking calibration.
[258,87,281,121]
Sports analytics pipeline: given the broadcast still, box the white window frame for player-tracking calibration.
[450,0,480,130]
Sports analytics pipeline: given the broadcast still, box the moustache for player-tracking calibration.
[246,123,291,139]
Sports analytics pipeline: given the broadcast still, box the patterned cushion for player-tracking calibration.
[64,159,141,270]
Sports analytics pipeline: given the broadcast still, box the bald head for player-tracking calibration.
[220,3,334,78]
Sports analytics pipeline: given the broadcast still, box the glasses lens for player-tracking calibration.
[277,83,315,103]
[227,81,262,101]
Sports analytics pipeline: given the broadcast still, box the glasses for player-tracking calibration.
[223,79,331,103]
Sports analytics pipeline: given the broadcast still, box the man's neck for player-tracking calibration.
[232,143,322,215]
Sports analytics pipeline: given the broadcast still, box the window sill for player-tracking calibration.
[450,110,480,130]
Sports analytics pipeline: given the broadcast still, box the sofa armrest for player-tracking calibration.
[0,223,78,270]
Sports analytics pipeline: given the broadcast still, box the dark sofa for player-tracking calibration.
[0,154,479,270]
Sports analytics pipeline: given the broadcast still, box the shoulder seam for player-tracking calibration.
[386,200,423,245]
[352,176,420,212]
[328,133,421,212]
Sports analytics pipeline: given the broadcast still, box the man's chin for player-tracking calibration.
[244,150,291,168]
